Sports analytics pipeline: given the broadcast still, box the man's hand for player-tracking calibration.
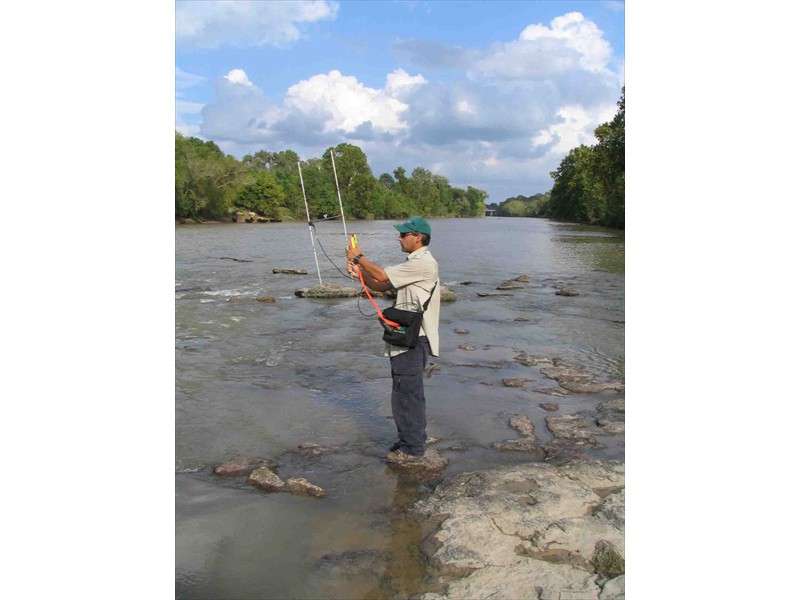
[347,261,360,278]
[346,243,362,262]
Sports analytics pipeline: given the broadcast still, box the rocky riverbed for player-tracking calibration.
[209,351,625,599]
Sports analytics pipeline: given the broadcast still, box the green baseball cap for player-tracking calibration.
[393,216,431,235]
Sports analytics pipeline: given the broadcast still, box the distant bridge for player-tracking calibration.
[485,209,496,216]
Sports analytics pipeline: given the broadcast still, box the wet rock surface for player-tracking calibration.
[294,283,359,298]
[412,459,625,600]
[213,456,277,477]
[273,268,308,275]
[386,448,449,481]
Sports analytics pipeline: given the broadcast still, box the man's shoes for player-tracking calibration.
[385,450,424,464]
[388,442,401,452]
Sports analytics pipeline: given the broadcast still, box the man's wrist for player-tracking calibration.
[353,254,364,264]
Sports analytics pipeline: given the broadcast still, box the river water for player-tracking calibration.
[175,217,624,599]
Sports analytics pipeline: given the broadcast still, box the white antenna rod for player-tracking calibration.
[297,161,323,285]
[329,149,348,240]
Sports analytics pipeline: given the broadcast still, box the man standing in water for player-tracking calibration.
[346,217,441,463]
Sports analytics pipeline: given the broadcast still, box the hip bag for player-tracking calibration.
[380,282,438,348]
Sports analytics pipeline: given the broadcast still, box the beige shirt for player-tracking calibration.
[383,246,441,357]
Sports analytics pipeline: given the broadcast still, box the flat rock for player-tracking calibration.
[412,459,624,598]
[502,378,526,387]
[490,438,543,455]
[273,268,307,274]
[295,284,359,298]
[556,288,579,296]
[256,296,276,303]
[539,402,560,412]
[497,281,525,290]
[514,353,554,367]
[458,343,475,351]
[546,414,598,446]
[454,328,469,334]
[561,380,624,394]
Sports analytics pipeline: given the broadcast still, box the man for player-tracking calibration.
[346,216,441,464]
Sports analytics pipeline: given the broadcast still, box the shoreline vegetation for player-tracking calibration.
[176,89,624,231]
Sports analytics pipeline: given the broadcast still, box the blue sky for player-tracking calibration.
[176,1,624,203]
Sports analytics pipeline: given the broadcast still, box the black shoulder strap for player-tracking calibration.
[421,281,438,311]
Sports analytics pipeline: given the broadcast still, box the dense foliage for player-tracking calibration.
[545,88,625,229]
[486,88,624,229]
[175,138,488,222]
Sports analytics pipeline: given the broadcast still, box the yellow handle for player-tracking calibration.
[350,234,358,248]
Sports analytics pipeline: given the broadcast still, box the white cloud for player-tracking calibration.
[224,69,253,86]
[519,12,612,73]
[285,70,414,134]
[175,0,339,49]
[533,103,617,154]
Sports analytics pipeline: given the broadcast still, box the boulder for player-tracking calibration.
[440,286,457,302]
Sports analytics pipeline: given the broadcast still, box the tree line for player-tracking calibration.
[486,87,624,229]
[176,87,623,228]
[175,138,489,222]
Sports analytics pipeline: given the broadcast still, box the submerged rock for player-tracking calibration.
[546,414,598,446]
[539,402,560,412]
[256,296,276,303]
[213,456,276,477]
[491,414,542,455]
[273,268,308,275]
[556,288,580,296]
[502,378,525,388]
[497,281,525,290]
[540,364,624,395]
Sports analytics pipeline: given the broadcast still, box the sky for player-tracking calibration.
[175,0,625,203]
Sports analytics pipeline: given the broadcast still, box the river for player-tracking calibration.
[175,216,624,599]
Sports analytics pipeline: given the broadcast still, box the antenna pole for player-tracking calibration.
[330,149,348,240]
[297,161,323,285]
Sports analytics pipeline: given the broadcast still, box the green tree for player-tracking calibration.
[323,143,376,219]
[175,132,248,220]
[236,170,285,217]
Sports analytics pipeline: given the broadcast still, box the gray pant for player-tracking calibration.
[389,337,429,457]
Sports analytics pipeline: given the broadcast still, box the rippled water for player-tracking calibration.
[175,217,624,599]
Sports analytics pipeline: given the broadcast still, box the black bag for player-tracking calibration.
[380,282,438,348]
